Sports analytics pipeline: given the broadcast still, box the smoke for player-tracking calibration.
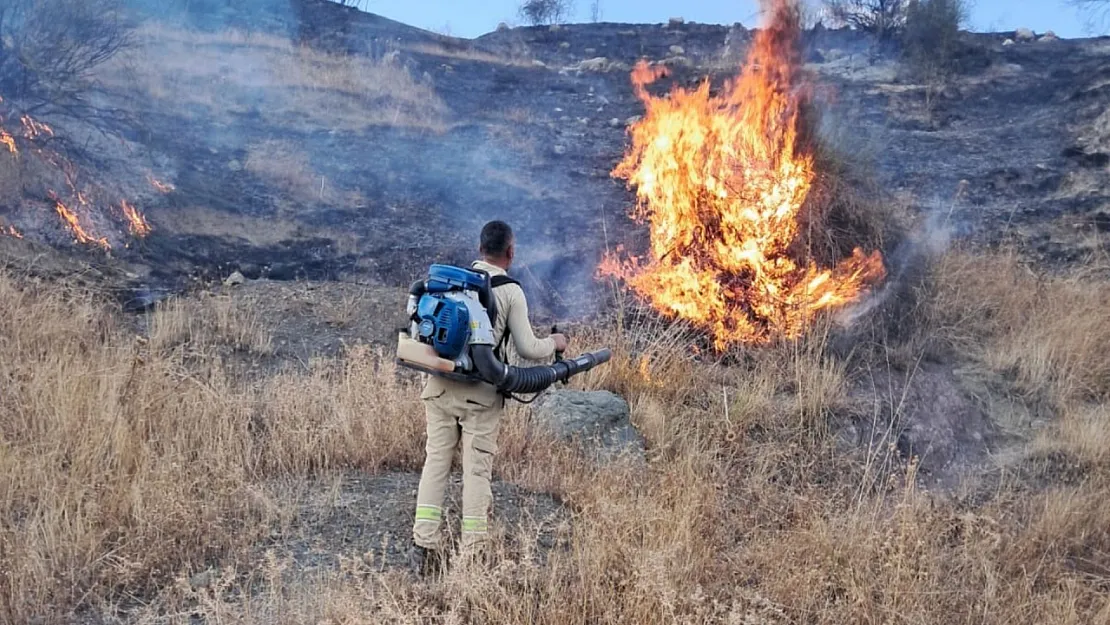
[834,196,960,329]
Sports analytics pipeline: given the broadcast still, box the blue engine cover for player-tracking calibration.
[425,264,489,294]
[416,293,471,360]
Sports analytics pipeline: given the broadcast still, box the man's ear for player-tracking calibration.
[506,243,515,262]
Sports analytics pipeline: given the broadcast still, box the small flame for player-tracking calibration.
[3,224,22,239]
[20,114,53,140]
[50,192,110,250]
[602,0,885,349]
[147,174,175,194]
[121,200,152,237]
[0,129,15,154]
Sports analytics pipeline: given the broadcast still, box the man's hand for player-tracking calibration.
[551,333,569,353]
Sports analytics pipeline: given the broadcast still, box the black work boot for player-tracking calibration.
[409,543,448,578]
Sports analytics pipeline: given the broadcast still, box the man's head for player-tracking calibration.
[480,220,515,268]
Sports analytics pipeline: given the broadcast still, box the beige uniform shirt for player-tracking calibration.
[420,260,557,406]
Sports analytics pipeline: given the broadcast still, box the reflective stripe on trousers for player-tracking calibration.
[412,385,501,550]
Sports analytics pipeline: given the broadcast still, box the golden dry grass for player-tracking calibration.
[100,23,449,133]
[2,246,1110,624]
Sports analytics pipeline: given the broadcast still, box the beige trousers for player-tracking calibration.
[413,381,503,551]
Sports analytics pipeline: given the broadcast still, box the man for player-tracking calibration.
[410,220,569,575]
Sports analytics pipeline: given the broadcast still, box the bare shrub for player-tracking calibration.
[0,0,132,121]
[902,0,969,84]
[1071,0,1110,33]
[824,0,909,39]
[519,0,575,26]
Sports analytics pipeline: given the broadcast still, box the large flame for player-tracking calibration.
[601,0,885,349]
[121,200,152,236]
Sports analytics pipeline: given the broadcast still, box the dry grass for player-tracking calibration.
[3,243,1110,624]
[101,23,449,132]
[244,139,332,205]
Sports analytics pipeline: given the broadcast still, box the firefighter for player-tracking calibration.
[410,220,569,576]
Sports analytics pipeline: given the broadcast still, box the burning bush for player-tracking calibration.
[602,0,888,349]
[0,0,132,122]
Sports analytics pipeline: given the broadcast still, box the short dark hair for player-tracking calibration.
[480,220,514,257]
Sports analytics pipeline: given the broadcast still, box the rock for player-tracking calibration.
[625,115,642,126]
[584,47,596,54]
[559,41,571,49]
[668,17,685,26]
[569,56,627,73]
[227,159,242,172]
[1003,38,1015,47]
[497,22,510,32]
[223,271,246,287]
[190,569,216,589]
[1039,31,1058,42]
[609,117,622,127]
[553,145,567,155]
[532,390,645,464]
[532,59,547,68]
[669,44,685,55]
[549,24,563,32]
[1014,27,1036,42]
[825,48,847,61]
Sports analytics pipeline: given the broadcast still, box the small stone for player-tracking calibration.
[669,44,685,55]
[553,145,567,155]
[609,117,622,127]
[1039,31,1058,42]
[625,115,642,126]
[1002,38,1015,46]
[190,569,215,589]
[1014,27,1036,42]
[227,160,242,171]
[497,22,510,32]
[668,17,685,26]
[584,47,596,54]
[549,24,563,32]
[532,59,547,68]
[559,41,571,49]
[223,271,246,287]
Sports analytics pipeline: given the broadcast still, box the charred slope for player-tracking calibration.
[2,0,1108,316]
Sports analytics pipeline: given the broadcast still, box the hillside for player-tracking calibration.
[1,1,1109,623]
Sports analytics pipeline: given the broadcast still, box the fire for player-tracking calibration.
[50,192,110,250]
[0,129,14,154]
[148,175,175,194]
[3,225,21,239]
[120,200,152,236]
[20,114,54,140]
[602,0,885,349]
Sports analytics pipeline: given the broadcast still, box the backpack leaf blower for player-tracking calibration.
[395,264,611,394]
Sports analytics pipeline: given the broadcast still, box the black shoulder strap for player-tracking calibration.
[489,274,520,363]
[490,275,520,288]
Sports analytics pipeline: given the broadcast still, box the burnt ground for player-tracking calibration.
[249,471,569,576]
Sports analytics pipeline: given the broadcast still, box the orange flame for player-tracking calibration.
[0,129,15,154]
[50,192,110,250]
[601,0,884,349]
[3,224,22,239]
[120,200,152,237]
[147,174,175,194]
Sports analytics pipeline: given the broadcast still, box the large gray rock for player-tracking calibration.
[532,390,645,463]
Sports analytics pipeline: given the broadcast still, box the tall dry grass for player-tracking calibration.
[0,273,424,623]
[3,243,1110,624]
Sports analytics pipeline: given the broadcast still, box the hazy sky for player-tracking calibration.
[368,1,1098,40]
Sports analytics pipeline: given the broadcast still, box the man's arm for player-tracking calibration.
[503,284,557,361]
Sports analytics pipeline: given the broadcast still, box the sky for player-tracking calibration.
[364,0,1100,40]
